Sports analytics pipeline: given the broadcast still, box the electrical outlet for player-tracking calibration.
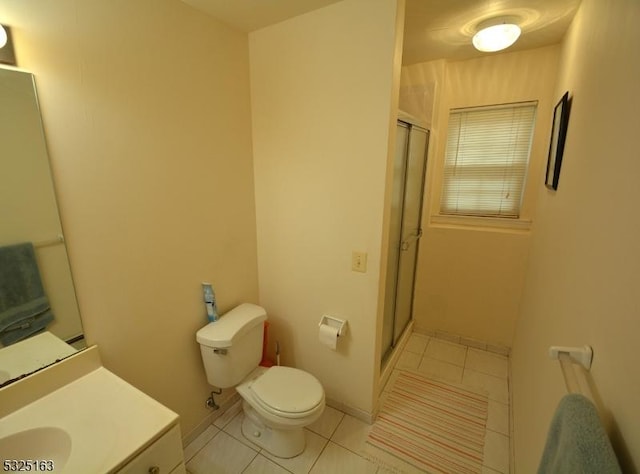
[352,251,368,273]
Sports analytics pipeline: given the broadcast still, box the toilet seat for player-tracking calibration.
[249,366,324,419]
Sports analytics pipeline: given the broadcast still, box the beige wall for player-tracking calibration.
[0,0,258,436]
[249,0,403,415]
[403,47,560,346]
[511,0,640,471]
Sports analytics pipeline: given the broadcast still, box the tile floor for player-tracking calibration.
[184,332,511,473]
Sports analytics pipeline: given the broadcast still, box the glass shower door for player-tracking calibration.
[393,126,429,344]
[381,121,429,363]
[381,123,409,360]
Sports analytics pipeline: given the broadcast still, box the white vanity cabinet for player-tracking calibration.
[117,424,185,474]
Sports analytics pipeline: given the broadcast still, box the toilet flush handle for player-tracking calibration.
[213,348,227,355]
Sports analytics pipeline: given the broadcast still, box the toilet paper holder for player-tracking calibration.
[318,315,347,337]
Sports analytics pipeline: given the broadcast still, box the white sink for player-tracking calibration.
[0,427,72,468]
[0,364,179,472]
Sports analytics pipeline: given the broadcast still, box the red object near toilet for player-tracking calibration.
[259,321,275,367]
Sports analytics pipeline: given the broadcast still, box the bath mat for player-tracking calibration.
[364,370,488,474]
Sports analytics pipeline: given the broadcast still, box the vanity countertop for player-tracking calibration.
[0,366,179,472]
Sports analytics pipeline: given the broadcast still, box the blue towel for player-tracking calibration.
[0,242,54,345]
[538,393,621,474]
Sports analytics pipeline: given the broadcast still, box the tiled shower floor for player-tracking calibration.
[183,332,511,473]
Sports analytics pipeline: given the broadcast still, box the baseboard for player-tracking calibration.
[326,396,374,425]
[182,391,241,447]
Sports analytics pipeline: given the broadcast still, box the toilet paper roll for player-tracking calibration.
[319,324,339,350]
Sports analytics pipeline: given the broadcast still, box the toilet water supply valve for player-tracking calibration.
[206,388,222,410]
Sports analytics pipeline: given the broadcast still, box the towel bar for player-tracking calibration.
[549,345,594,399]
[34,234,64,248]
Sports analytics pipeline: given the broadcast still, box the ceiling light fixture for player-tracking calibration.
[0,25,8,49]
[472,17,521,53]
[0,24,17,65]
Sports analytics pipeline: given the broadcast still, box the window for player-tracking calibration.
[440,102,537,218]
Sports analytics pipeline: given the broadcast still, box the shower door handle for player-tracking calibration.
[400,228,422,251]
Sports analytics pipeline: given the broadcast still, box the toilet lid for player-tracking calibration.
[250,366,324,415]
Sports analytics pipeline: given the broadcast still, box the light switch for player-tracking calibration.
[352,251,367,273]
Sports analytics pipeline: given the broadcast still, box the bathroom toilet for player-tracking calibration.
[196,303,325,458]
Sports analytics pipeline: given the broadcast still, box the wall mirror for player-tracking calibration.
[0,66,84,387]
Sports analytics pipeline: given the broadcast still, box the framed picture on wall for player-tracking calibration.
[545,91,570,190]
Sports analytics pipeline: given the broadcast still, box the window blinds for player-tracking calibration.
[440,102,537,218]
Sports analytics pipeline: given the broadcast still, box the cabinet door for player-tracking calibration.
[117,424,184,474]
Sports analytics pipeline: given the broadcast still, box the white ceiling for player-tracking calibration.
[181,0,581,65]
[180,0,343,32]
[403,0,581,64]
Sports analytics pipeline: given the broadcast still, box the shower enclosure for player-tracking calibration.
[381,117,429,364]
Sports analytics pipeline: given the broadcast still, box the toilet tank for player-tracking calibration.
[196,303,267,388]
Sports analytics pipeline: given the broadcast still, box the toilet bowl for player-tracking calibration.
[196,303,325,458]
[236,366,325,457]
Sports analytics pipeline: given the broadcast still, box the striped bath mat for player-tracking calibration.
[365,370,488,473]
